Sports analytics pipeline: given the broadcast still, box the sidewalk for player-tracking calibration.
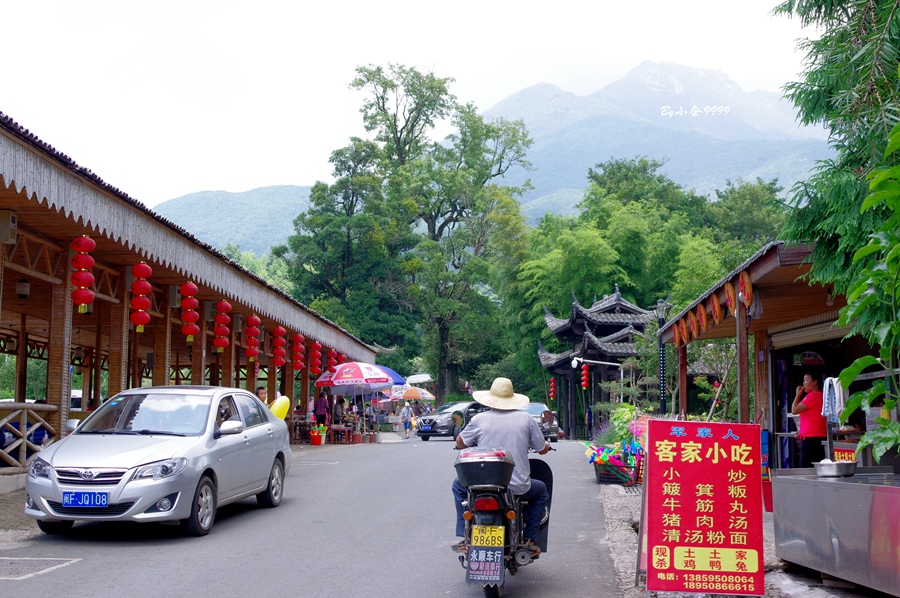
[599,483,888,597]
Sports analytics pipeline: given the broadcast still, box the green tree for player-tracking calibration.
[670,236,724,306]
[775,0,900,292]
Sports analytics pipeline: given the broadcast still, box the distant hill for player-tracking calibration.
[153,62,833,250]
[152,185,310,256]
[484,61,831,221]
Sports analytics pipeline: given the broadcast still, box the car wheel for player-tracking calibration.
[256,459,284,508]
[181,476,216,536]
[550,436,558,443]
[37,519,74,535]
[421,435,430,441]
[483,583,503,597]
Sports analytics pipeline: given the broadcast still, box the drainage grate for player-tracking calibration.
[0,557,80,580]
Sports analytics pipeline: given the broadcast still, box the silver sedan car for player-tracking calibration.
[25,385,292,536]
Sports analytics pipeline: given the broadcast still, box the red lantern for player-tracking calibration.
[272,326,287,368]
[310,366,321,375]
[291,335,306,371]
[310,341,321,351]
[245,314,262,362]
[179,281,199,342]
[129,262,152,332]
[213,300,232,352]
[70,236,96,313]
[337,353,347,364]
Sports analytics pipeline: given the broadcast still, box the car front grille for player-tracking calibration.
[47,501,134,516]
[55,468,127,486]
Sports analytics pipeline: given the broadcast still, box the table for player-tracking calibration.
[291,419,311,444]
[329,425,351,444]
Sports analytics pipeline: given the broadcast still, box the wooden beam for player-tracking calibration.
[736,303,750,423]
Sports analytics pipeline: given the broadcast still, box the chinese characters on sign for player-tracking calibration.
[466,547,504,584]
[646,420,764,595]
[660,105,731,118]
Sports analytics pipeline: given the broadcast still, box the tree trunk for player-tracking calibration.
[436,320,451,403]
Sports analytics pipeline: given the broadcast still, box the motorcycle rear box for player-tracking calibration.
[454,447,515,488]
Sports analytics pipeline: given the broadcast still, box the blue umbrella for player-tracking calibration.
[375,365,406,385]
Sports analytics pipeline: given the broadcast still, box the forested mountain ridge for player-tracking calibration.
[484,61,830,221]
[153,62,829,253]
[153,185,310,256]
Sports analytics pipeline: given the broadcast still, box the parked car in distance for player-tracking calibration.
[522,402,559,442]
[25,386,291,536]
[416,401,489,441]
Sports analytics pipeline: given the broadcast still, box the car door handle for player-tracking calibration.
[243,435,251,445]
[267,428,274,436]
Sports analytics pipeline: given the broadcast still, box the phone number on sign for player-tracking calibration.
[684,581,755,592]
[683,574,753,583]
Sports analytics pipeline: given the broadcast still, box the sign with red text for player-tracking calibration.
[645,420,764,595]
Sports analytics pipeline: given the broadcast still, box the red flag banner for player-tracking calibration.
[645,419,764,595]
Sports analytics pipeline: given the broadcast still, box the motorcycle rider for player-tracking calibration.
[452,377,550,554]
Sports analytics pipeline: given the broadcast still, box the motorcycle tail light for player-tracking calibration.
[506,510,516,520]
[463,511,473,521]
[474,497,500,511]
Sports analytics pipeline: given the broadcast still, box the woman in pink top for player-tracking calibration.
[791,372,827,467]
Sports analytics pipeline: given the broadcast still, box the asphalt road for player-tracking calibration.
[0,437,621,598]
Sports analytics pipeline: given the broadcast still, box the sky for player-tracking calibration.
[2,0,814,208]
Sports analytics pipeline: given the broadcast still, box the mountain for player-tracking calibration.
[152,185,311,256]
[153,62,832,250]
[484,61,831,221]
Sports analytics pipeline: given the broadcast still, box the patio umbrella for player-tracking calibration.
[375,365,406,385]
[313,362,394,396]
[401,387,436,402]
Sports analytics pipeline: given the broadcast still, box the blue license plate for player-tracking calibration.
[422,425,432,431]
[62,491,108,508]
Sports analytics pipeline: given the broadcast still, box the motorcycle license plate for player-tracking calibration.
[471,525,504,547]
[62,491,108,508]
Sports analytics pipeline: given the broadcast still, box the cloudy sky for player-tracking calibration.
[2,1,813,208]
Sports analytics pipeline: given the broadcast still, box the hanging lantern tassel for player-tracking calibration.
[213,300,232,353]
[70,235,96,313]
[180,281,200,342]
[129,262,153,333]
[246,314,262,362]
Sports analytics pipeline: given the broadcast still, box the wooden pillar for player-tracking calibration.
[15,313,26,401]
[92,306,103,406]
[153,288,172,386]
[300,363,310,412]
[267,361,278,402]
[754,331,769,426]
[736,302,750,424]
[47,271,74,430]
[221,326,235,387]
[107,272,129,396]
[247,354,258,394]
[678,344,688,416]
[190,318,208,385]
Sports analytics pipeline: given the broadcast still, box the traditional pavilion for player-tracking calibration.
[538,286,654,439]
[0,111,375,477]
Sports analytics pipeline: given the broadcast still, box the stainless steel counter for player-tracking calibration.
[773,468,900,596]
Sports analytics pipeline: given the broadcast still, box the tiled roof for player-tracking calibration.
[536,340,575,368]
[583,331,638,357]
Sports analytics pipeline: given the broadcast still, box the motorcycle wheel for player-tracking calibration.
[483,584,503,598]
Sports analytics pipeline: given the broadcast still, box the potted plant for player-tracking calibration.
[310,423,328,445]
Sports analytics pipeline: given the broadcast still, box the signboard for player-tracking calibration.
[645,420,764,595]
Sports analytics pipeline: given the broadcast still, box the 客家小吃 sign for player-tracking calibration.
[645,420,764,595]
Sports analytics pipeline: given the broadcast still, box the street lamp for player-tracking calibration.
[656,296,672,416]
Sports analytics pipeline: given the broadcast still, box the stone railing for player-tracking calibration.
[0,402,59,472]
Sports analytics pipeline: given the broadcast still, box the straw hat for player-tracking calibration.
[472,377,529,410]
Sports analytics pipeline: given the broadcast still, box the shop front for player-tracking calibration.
[659,241,900,596]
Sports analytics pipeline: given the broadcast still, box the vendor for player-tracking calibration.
[332,397,346,424]
[791,371,827,467]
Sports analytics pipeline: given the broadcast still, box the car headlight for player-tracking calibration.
[133,458,187,481]
[29,458,52,479]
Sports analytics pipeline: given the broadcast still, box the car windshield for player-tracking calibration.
[522,403,550,415]
[77,392,211,436]
[436,402,466,413]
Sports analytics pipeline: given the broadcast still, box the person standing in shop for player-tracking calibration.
[792,371,827,467]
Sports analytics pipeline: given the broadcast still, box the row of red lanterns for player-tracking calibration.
[581,363,590,389]
[67,241,343,370]
[549,377,557,400]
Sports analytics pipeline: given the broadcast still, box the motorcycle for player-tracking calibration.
[453,446,554,598]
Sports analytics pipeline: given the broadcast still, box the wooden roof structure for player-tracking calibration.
[0,110,376,469]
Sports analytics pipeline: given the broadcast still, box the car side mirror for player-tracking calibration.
[65,419,80,434]
[218,420,244,435]
[451,411,465,428]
